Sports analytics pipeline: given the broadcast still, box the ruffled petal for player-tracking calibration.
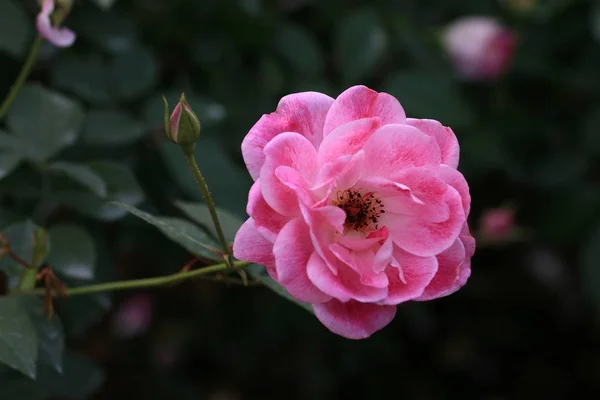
[383,248,438,304]
[242,92,334,180]
[313,299,396,339]
[414,238,465,301]
[407,119,460,168]
[233,218,277,279]
[362,124,441,179]
[260,132,318,216]
[273,219,332,303]
[247,180,290,243]
[323,86,406,136]
[318,117,381,164]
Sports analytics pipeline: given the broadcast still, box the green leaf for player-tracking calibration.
[275,23,324,74]
[110,46,158,101]
[48,161,108,197]
[55,161,144,221]
[246,264,314,314]
[335,9,387,82]
[37,353,104,399]
[0,0,31,58]
[47,225,96,281]
[159,138,252,216]
[51,54,112,104]
[383,71,473,128]
[175,200,243,242]
[71,7,137,54]
[115,202,221,261]
[0,297,38,379]
[20,297,64,374]
[6,84,85,161]
[0,221,47,277]
[82,109,145,146]
[0,132,22,181]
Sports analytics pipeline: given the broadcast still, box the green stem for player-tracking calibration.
[182,146,234,267]
[0,36,43,120]
[18,269,38,290]
[15,261,250,297]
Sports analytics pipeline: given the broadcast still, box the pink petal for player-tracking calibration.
[314,150,364,192]
[362,124,441,178]
[387,185,466,257]
[313,299,396,339]
[414,238,465,301]
[306,252,388,302]
[362,169,450,223]
[323,86,406,137]
[36,0,76,48]
[440,224,476,297]
[299,203,346,274]
[318,117,381,164]
[383,248,438,305]
[260,132,318,216]
[407,119,460,169]
[273,218,332,303]
[329,243,389,288]
[242,92,334,180]
[233,218,277,279]
[438,165,471,216]
[247,180,290,243]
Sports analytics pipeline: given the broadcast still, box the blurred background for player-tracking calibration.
[2,0,600,398]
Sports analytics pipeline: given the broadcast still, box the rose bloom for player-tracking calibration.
[36,0,76,48]
[233,86,474,339]
[442,16,516,81]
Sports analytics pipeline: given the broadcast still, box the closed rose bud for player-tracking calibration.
[479,208,515,241]
[442,16,516,81]
[163,93,201,147]
[36,0,76,48]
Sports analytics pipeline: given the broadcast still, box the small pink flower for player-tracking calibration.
[36,0,76,48]
[111,294,154,338]
[442,17,516,81]
[233,85,474,339]
[479,208,515,241]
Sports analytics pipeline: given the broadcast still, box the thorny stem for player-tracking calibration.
[13,261,251,297]
[0,36,43,119]
[182,146,234,267]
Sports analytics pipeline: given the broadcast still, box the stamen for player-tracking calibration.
[332,189,385,232]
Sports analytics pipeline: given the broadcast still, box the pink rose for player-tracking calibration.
[233,86,474,339]
[442,16,516,81]
[36,0,76,48]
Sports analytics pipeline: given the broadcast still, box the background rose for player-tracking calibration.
[234,85,474,339]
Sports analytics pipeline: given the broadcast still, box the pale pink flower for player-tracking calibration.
[479,208,515,241]
[233,85,474,339]
[111,294,154,338]
[36,0,76,48]
[442,17,516,81]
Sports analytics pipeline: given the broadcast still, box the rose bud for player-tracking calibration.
[163,93,202,147]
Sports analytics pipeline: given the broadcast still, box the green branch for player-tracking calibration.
[14,260,250,297]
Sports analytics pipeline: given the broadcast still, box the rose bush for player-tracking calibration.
[233,85,475,339]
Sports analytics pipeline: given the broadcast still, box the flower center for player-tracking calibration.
[332,189,385,232]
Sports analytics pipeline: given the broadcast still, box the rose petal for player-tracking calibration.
[242,92,334,180]
[329,243,389,288]
[313,299,396,339]
[273,218,332,303]
[407,119,460,169]
[306,252,388,302]
[362,124,441,178]
[414,238,465,301]
[382,248,438,305]
[260,132,318,216]
[318,117,381,164]
[387,185,465,257]
[323,86,406,136]
[300,203,346,274]
[36,0,76,48]
[247,180,290,243]
[438,165,471,216]
[233,218,277,279]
